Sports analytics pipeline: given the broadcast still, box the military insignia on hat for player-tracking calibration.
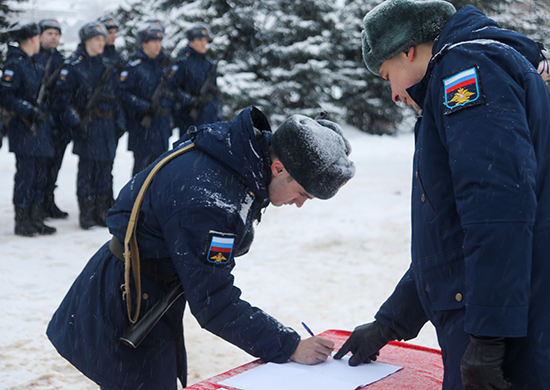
[96,25,102,31]
[3,69,14,82]
[202,231,236,267]
[60,69,68,81]
[443,66,485,115]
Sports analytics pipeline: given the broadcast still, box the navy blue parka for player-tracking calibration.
[375,6,550,389]
[170,45,221,133]
[120,49,173,157]
[34,46,65,102]
[52,44,120,161]
[47,107,301,390]
[0,45,54,157]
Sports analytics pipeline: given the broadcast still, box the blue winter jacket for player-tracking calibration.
[34,46,66,89]
[0,45,54,157]
[47,107,301,390]
[34,46,69,136]
[120,49,173,155]
[52,44,120,161]
[170,45,221,131]
[376,6,550,387]
[102,45,127,135]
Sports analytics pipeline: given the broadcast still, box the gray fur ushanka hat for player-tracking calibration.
[362,0,456,74]
[271,115,355,200]
[79,22,107,42]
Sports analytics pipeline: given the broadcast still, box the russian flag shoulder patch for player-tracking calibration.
[442,65,485,115]
[202,231,236,267]
[2,69,14,82]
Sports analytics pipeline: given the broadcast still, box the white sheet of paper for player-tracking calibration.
[218,356,402,390]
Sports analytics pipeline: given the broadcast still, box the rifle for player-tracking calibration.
[28,51,55,135]
[77,56,129,137]
[140,53,178,129]
[189,61,218,121]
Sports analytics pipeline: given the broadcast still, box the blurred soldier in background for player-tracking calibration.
[52,22,120,230]
[35,18,69,219]
[170,23,221,136]
[120,24,174,176]
[0,21,56,236]
[99,14,126,207]
[98,15,124,68]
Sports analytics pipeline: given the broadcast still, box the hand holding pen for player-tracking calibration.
[289,322,335,365]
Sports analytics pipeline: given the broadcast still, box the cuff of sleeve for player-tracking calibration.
[465,304,528,337]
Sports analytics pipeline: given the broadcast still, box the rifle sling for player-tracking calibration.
[121,142,196,324]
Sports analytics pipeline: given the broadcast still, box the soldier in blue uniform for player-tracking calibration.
[99,14,126,208]
[170,23,221,136]
[52,22,120,230]
[47,107,356,390]
[120,24,173,176]
[0,21,56,236]
[335,1,550,390]
[98,15,123,67]
[35,18,69,219]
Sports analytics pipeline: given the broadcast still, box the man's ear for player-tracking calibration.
[270,160,286,177]
[404,46,416,62]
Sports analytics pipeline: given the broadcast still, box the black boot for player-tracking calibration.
[31,203,57,235]
[79,197,97,230]
[94,197,110,227]
[33,201,49,221]
[44,192,69,219]
[14,206,38,237]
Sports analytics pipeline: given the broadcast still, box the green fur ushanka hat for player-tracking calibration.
[362,0,456,74]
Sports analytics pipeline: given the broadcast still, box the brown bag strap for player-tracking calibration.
[122,142,196,324]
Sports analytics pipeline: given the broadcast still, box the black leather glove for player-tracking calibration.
[334,321,401,366]
[29,106,47,122]
[461,335,516,390]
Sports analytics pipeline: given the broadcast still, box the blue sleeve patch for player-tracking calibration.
[202,231,236,267]
[442,66,485,115]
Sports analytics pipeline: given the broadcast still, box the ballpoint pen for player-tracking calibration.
[301,322,315,337]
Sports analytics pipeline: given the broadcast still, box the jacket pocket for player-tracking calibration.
[425,258,465,311]
[413,151,438,224]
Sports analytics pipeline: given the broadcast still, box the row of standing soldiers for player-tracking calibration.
[0,17,221,236]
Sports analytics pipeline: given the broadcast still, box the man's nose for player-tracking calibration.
[392,91,401,103]
[295,198,307,208]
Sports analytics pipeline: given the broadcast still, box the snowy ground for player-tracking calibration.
[0,125,439,389]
